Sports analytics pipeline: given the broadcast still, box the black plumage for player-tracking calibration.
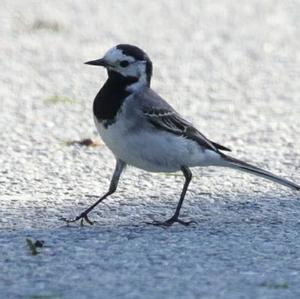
[93,71,137,127]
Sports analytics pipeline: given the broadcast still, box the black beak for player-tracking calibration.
[84,58,109,67]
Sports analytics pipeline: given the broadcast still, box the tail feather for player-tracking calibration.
[220,154,300,191]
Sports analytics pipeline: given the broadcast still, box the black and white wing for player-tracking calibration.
[143,107,230,153]
[136,88,230,153]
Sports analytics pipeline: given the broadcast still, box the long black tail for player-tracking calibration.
[220,154,300,190]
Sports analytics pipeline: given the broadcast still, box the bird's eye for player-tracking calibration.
[120,60,129,68]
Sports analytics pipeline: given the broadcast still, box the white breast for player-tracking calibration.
[94,112,221,173]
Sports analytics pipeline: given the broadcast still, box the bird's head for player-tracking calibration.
[85,44,153,88]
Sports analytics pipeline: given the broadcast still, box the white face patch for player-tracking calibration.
[103,47,148,89]
[104,47,135,64]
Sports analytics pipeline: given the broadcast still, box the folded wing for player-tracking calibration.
[143,108,230,152]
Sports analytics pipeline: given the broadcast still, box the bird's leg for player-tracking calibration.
[61,160,126,225]
[149,166,194,227]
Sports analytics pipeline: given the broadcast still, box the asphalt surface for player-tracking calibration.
[1,1,300,298]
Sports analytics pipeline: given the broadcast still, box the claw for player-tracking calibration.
[146,217,196,227]
[60,213,94,226]
[83,214,94,225]
[80,218,84,227]
[175,219,196,226]
[59,216,73,224]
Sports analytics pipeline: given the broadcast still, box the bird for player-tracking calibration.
[63,44,300,226]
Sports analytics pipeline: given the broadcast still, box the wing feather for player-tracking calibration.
[144,108,231,152]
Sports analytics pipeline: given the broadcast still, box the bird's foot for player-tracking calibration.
[146,216,195,227]
[60,212,94,226]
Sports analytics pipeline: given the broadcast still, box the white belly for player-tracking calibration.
[95,116,220,172]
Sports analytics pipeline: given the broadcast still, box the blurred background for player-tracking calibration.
[1,0,299,196]
[1,1,300,298]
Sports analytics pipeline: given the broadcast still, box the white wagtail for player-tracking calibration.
[64,44,299,226]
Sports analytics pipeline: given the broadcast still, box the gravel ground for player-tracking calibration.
[1,0,300,298]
